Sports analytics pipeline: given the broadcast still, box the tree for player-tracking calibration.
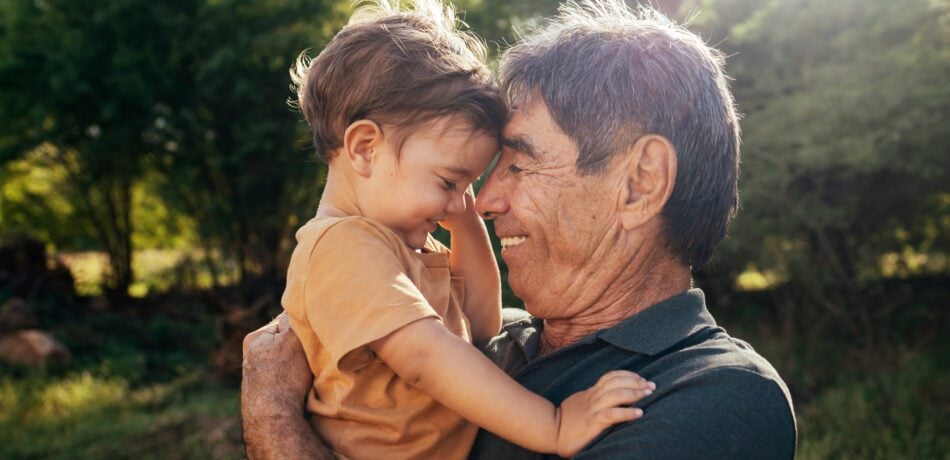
[150,0,341,299]
[0,0,343,301]
[0,0,199,297]
[685,0,950,346]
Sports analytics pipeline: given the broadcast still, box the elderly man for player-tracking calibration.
[242,1,796,458]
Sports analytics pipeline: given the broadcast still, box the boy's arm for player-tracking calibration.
[370,317,653,457]
[441,188,501,341]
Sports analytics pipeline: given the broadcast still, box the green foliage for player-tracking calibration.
[0,294,238,458]
[0,149,99,250]
[454,0,559,56]
[132,174,198,251]
[0,0,343,296]
[148,0,341,292]
[0,0,207,294]
[796,351,949,459]
[0,372,241,459]
[681,0,950,348]
[0,0,947,455]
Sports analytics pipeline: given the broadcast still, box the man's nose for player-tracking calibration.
[475,171,509,220]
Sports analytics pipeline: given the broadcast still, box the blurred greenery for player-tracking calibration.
[687,0,950,351]
[796,351,949,459]
[0,0,947,457]
[0,372,241,459]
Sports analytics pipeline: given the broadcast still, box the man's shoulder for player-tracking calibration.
[662,327,787,385]
[580,328,797,459]
[653,325,794,422]
[659,336,794,416]
[579,362,797,459]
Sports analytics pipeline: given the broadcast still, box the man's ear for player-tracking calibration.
[342,120,383,177]
[618,134,677,230]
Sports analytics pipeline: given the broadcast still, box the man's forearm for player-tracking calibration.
[241,313,337,459]
[243,412,333,460]
[242,350,333,459]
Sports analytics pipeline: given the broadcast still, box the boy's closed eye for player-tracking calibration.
[440,177,458,191]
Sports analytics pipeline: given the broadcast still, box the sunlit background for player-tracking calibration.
[0,0,947,458]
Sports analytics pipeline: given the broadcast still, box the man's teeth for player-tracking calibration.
[500,236,527,249]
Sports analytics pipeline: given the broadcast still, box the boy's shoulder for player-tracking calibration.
[296,215,449,256]
[295,215,404,251]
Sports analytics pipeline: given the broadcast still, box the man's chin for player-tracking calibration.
[506,272,532,303]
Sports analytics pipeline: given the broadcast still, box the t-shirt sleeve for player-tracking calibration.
[303,219,440,372]
[574,367,797,459]
[424,232,450,254]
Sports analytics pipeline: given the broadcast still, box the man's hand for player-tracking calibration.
[241,312,334,459]
[242,312,312,418]
[555,370,655,457]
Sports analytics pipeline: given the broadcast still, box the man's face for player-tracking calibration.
[476,100,623,317]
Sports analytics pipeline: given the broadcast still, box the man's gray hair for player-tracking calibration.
[499,0,740,267]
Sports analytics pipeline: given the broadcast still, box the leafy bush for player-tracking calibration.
[797,351,949,459]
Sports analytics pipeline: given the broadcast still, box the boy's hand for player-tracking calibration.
[555,370,655,457]
[439,186,479,232]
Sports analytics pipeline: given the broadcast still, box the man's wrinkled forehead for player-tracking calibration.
[501,101,554,162]
[501,136,541,160]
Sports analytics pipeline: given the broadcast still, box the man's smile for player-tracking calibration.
[500,235,528,250]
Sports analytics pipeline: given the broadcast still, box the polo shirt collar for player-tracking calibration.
[597,288,718,356]
[504,313,543,359]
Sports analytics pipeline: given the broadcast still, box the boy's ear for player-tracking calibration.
[617,134,677,231]
[343,120,383,177]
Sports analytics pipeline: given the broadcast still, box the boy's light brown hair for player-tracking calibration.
[291,0,506,162]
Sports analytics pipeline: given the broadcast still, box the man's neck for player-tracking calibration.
[537,250,691,355]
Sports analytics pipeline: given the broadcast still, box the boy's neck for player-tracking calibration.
[317,165,362,218]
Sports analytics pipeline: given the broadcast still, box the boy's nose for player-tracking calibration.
[447,193,466,214]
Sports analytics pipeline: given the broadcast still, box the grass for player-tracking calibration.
[0,371,242,459]
[796,351,949,459]
[0,288,243,459]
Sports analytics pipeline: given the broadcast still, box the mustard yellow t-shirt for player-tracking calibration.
[282,215,476,460]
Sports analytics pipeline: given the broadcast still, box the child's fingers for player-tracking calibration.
[595,370,654,390]
[593,373,655,401]
[594,386,653,409]
[595,406,643,426]
[595,370,644,386]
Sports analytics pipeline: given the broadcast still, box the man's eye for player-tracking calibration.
[507,164,524,174]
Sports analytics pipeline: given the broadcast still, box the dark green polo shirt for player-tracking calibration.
[470,289,797,459]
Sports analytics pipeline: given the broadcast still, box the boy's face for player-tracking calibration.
[364,117,498,250]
